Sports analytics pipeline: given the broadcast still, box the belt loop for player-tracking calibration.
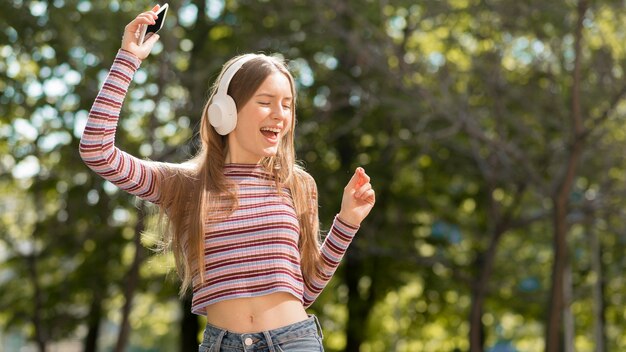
[312,315,324,340]
[214,329,226,351]
[263,331,276,352]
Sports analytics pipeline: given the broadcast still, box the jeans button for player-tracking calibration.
[244,337,253,346]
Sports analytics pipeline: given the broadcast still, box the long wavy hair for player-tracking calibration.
[157,54,321,296]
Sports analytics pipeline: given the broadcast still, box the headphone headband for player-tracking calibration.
[216,54,258,96]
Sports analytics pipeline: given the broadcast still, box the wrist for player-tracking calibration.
[116,48,142,71]
[119,48,141,60]
[336,213,360,229]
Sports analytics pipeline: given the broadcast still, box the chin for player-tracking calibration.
[261,148,279,157]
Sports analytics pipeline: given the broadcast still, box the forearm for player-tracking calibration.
[303,215,359,307]
[79,49,162,203]
[79,49,140,157]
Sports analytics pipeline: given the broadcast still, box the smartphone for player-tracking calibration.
[138,4,169,45]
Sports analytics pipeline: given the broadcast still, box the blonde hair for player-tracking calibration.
[158,54,321,296]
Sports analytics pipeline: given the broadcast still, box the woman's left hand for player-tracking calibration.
[338,167,375,226]
[121,5,162,59]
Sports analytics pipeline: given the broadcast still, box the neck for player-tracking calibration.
[224,152,262,165]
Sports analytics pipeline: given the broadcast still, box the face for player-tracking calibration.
[225,72,293,164]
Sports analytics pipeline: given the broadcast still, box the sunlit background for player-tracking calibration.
[2,0,626,351]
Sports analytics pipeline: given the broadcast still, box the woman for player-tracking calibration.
[79,5,375,351]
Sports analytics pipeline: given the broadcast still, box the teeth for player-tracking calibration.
[261,127,281,133]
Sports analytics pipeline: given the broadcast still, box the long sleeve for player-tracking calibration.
[303,216,359,308]
[79,49,163,204]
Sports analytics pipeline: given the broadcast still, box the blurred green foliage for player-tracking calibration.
[2,0,626,351]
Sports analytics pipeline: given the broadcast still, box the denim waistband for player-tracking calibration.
[202,315,323,351]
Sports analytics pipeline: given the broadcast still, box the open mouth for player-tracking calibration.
[260,127,281,141]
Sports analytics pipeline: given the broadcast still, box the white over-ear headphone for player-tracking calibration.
[208,54,258,135]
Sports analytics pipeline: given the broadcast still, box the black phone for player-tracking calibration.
[138,4,168,45]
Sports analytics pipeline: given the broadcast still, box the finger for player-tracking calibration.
[357,168,370,187]
[362,170,371,183]
[152,4,160,12]
[126,15,155,31]
[136,11,158,23]
[359,188,375,204]
[363,190,375,205]
[143,33,160,46]
[355,183,372,198]
[143,9,158,15]
[138,12,157,24]
[345,168,361,190]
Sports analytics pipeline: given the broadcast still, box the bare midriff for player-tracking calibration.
[204,292,309,333]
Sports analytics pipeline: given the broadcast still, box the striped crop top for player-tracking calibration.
[79,49,360,315]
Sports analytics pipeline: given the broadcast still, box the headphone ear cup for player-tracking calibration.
[208,95,238,135]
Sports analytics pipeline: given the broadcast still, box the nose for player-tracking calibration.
[271,103,289,119]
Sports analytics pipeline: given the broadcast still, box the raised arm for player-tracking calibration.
[79,7,166,204]
[303,168,375,307]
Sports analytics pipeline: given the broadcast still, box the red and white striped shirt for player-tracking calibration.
[79,49,359,315]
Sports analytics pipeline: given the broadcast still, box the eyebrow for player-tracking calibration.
[255,93,293,101]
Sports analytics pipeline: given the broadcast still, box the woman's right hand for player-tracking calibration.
[121,5,161,59]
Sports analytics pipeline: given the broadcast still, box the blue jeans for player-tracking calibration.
[199,315,324,352]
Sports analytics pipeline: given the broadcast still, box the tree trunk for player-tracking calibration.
[30,180,47,352]
[468,182,521,351]
[469,230,504,352]
[469,213,513,352]
[545,1,587,351]
[344,250,373,352]
[114,203,147,352]
[546,203,568,352]
[588,226,606,352]
[469,256,486,352]
[563,263,574,352]
[84,292,103,352]
[180,294,199,352]
[27,253,47,352]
